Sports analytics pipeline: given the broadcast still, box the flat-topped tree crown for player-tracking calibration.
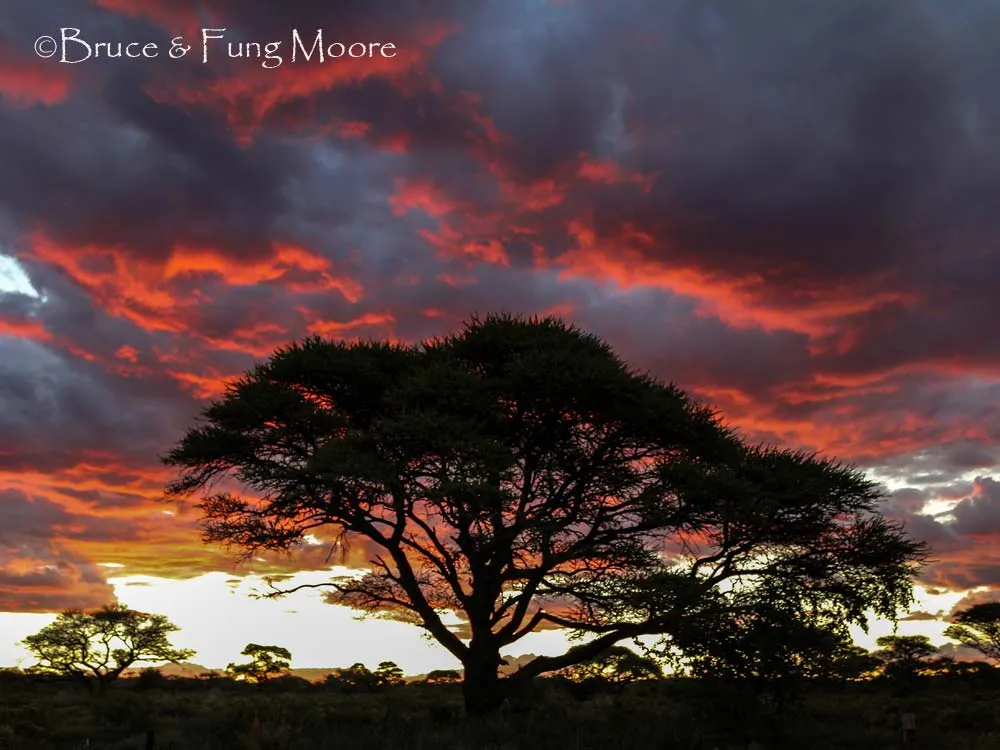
[163,313,926,715]
[21,604,194,693]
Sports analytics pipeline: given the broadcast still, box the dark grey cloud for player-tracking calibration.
[0,0,999,607]
[951,477,1000,536]
[0,542,116,611]
[0,489,139,545]
[0,490,120,612]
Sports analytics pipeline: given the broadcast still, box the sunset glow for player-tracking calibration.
[2,0,999,676]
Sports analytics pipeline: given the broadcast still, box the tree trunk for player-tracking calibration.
[462,646,507,716]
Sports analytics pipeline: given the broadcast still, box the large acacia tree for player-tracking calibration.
[163,314,926,714]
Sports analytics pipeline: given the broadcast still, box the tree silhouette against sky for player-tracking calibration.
[943,603,1000,662]
[226,643,292,684]
[21,604,194,694]
[163,314,927,714]
[874,634,937,680]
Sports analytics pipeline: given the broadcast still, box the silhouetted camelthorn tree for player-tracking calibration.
[163,314,927,715]
[226,643,292,683]
[21,604,194,693]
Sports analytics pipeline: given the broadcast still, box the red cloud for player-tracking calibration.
[146,22,460,146]
[0,44,73,107]
[390,178,463,217]
[0,315,51,342]
[576,154,658,193]
[543,217,922,340]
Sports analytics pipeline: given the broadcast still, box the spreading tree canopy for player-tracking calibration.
[226,643,292,683]
[163,314,927,714]
[21,604,194,693]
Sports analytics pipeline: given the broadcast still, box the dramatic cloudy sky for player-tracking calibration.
[1,0,998,671]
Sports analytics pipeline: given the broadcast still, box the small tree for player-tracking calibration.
[375,660,405,688]
[163,314,927,715]
[944,603,1000,662]
[874,635,937,680]
[226,644,292,683]
[21,604,194,693]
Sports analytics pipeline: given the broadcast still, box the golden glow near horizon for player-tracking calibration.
[0,567,572,673]
[0,567,974,674]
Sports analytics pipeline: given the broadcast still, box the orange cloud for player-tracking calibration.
[535,302,577,319]
[415,221,509,267]
[200,321,292,358]
[418,222,511,266]
[299,310,396,339]
[26,233,189,333]
[165,368,239,399]
[546,217,920,339]
[712,398,992,464]
[165,243,363,300]
[0,462,171,517]
[0,461,229,590]
[115,345,140,363]
[0,546,116,612]
[25,233,362,335]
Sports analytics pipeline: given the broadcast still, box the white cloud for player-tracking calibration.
[0,254,41,300]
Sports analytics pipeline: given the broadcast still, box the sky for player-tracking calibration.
[1,0,999,673]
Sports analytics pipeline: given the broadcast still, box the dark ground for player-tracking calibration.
[1,671,998,749]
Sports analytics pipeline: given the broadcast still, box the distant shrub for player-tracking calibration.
[424,669,461,685]
[261,675,313,692]
[134,667,169,691]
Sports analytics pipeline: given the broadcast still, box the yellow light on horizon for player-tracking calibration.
[0,577,973,675]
